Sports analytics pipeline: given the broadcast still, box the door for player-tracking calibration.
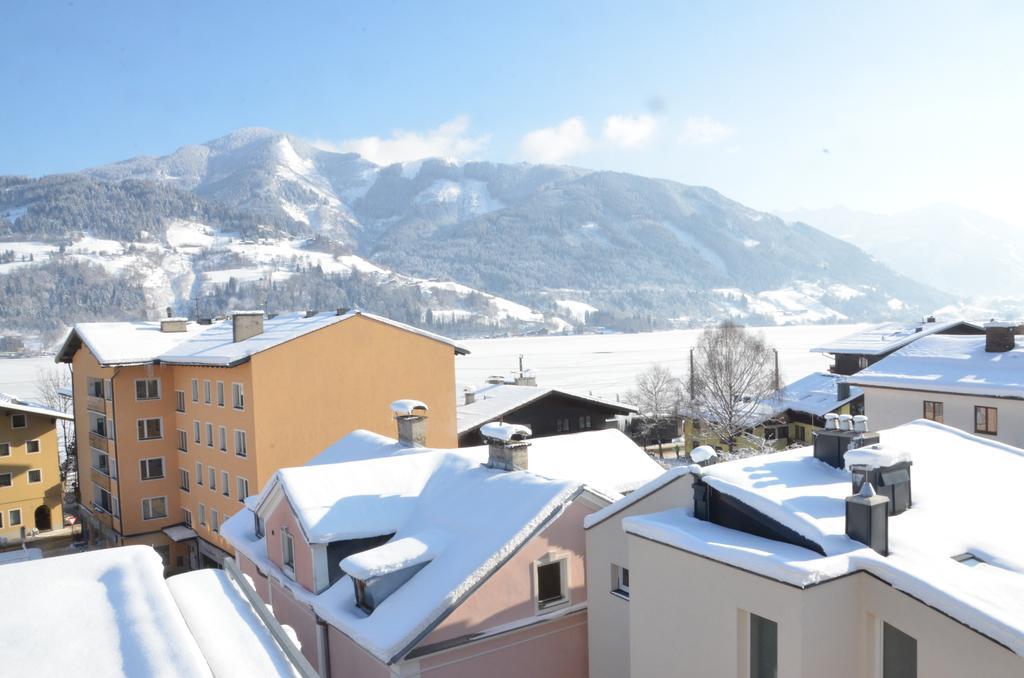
[34,505,51,531]
[187,542,199,570]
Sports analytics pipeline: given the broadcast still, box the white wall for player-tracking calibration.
[862,386,1024,447]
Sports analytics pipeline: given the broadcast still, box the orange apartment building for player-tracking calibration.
[56,309,466,570]
[0,393,70,540]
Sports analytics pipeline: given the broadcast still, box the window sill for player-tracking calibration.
[610,590,630,601]
[141,476,165,481]
[537,597,570,614]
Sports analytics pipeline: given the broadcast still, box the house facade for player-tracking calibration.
[0,393,69,539]
[586,420,1024,677]
[57,310,466,570]
[851,322,1024,447]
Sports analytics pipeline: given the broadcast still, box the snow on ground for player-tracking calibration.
[456,324,867,402]
[742,238,760,248]
[888,298,906,310]
[164,220,218,249]
[414,179,505,216]
[555,299,597,322]
[0,357,62,400]
[827,283,865,300]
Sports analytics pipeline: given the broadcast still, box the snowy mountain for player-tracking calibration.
[779,204,1024,297]
[0,128,949,346]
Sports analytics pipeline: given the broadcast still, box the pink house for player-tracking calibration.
[221,408,664,677]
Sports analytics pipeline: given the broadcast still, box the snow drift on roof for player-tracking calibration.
[456,382,635,434]
[0,392,72,420]
[811,320,971,356]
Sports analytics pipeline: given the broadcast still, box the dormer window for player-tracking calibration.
[281,528,295,578]
[343,534,437,614]
[253,513,264,539]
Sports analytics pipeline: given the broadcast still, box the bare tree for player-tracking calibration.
[626,363,683,458]
[36,365,74,458]
[687,321,780,455]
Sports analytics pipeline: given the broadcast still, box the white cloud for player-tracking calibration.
[518,117,591,164]
[603,114,658,148]
[680,116,735,145]
[315,116,490,165]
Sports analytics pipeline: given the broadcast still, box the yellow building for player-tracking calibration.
[56,310,467,571]
[0,393,69,540]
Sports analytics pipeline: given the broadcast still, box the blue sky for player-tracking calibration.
[2,1,1023,223]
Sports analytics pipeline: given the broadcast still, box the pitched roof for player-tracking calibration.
[624,420,1024,656]
[457,382,636,435]
[0,545,302,676]
[0,392,72,420]
[811,320,977,356]
[849,334,1024,398]
[56,309,469,367]
[773,371,863,418]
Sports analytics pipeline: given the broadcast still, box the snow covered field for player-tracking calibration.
[456,323,869,400]
[0,356,60,400]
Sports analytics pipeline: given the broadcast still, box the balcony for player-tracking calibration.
[90,466,112,489]
[88,432,113,452]
[86,396,107,414]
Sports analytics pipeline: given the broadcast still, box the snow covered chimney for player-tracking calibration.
[482,422,531,471]
[232,311,264,343]
[485,375,506,385]
[837,414,853,431]
[464,389,476,405]
[824,413,839,431]
[985,321,1016,353]
[845,483,889,555]
[391,399,428,447]
[160,318,187,333]
[852,415,868,433]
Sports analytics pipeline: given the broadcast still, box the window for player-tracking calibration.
[93,485,118,516]
[89,412,108,438]
[0,472,11,487]
[975,406,998,435]
[794,424,807,442]
[195,462,203,486]
[9,508,22,526]
[87,377,105,398]
[11,414,26,429]
[182,508,192,527]
[135,378,160,400]
[612,564,630,598]
[555,417,570,433]
[211,509,220,533]
[883,622,917,678]
[218,426,227,452]
[579,415,592,430]
[175,390,186,412]
[137,418,162,441]
[749,613,778,678]
[176,429,188,453]
[235,429,247,457]
[232,383,245,410]
[208,466,217,491]
[198,502,207,526]
[142,496,168,520]
[26,440,40,454]
[858,356,869,370]
[0,512,3,528]
[205,423,213,447]
[923,401,944,423]
[216,381,225,407]
[254,513,264,538]
[236,476,249,502]
[204,380,212,404]
[91,448,111,476]
[191,378,199,402]
[535,557,568,610]
[179,468,190,492]
[221,470,229,497]
[140,458,164,480]
[27,469,41,483]
[282,529,295,573]
[0,443,8,457]
[104,379,113,401]
[193,421,201,444]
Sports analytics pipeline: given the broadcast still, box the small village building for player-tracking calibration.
[56,309,467,571]
[0,544,312,676]
[457,375,636,446]
[811,318,982,375]
[851,322,1024,446]
[587,419,1024,678]
[0,392,71,540]
[222,402,664,677]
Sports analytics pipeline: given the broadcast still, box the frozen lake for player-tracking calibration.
[456,324,868,401]
[0,323,867,404]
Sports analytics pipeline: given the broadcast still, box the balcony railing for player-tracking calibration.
[86,396,107,414]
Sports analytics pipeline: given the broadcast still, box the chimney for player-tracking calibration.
[481,422,531,471]
[813,415,880,469]
[513,372,537,387]
[336,307,351,316]
[852,414,868,433]
[837,414,853,431]
[985,321,1016,353]
[485,375,506,385]
[305,309,318,318]
[232,311,264,343]
[845,483,889,555]
[926,315,936,323]
[464,389,476,405]
[391,399,429,447]
[836,379,851,401]
[160,318,188,333]
[824,413,839,431]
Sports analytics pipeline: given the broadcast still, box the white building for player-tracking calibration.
[850,322,1024,446]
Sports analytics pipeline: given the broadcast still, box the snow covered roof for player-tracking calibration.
[223,450,582,664]
[0,392,72,420]
[457,382,635,435]
[583,465,698,530]
[811,319,977,356]
[772,371,863,418]
[623,420,1024,656]
[0,545,302,676]
[849,334,1024,398]
[57,309,469,367]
